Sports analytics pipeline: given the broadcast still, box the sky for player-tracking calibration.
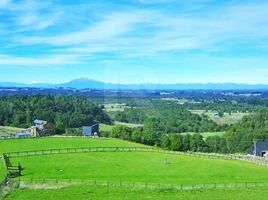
[0,0,268,84]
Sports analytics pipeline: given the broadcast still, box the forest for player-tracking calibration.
[1,93,268,153]
[0,95,110,134]
[107,108,268,153]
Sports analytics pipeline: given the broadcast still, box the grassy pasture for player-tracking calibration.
[99,123,114,132]
[114,121,143,128]
[103,103,130,112]
[100,121,143,132]
[0,126,22,136]
[0,138,145,182]
[6,186,268,200]
[3,137,268,199]
[10,152,268,185]
[189,110,249,125]
[180,131,225,138]
[0,137,145,154]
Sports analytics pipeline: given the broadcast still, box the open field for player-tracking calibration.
[0,138,145,184]
[6,185,268,200]
[114,121,143,127]
[103,103,130,112]
[100,121,143,132]
[189,110,249,125]
[99,123,114,132]
[180,131,225,138]
[10,152,268,184]
[2,137,268,199]
[0,137,145,155]
[0,126,22,136]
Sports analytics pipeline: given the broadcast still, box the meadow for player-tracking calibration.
[10,152,268,184]
[100,121,143,132]
[2,137,268,199]
[0,137,144,155]
[189,110,249,125]
[180,131,225,138]
[0,126,22,136]
[6,186,268,200]
[103,103,130,112]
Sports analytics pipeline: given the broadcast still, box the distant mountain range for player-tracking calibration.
[0,78,268,90]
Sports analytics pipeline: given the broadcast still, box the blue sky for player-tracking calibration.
[0,0,268,84]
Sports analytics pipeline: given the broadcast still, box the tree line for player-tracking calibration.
[103,108,268,153]
[113,102,225,133]
[0,95,111,134]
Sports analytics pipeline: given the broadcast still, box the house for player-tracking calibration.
[248,139,268,157]
[26,119,48,137]
[82,121,99,137]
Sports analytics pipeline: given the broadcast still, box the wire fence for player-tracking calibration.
[17,178,268,191]
[4,146,268,167]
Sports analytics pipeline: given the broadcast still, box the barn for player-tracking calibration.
[248,139,268,157]
[82,121,99,137]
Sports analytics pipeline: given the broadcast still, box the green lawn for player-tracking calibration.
[0,137,145,154]
[5,185,268,200]
[0,137,145,182]
[3,137,268,199]
[11,152,268,185]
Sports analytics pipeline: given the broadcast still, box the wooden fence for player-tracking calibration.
[4,146,268,167]
[3,154,21,178]
[17,178,268,191]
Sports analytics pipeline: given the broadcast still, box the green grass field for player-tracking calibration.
[0,137,144,154]
[2,137,268,199]
[0,138,145,182]
[189,110,249,125]
[10,152,268,184]
[180,131,225,138]
[6,186,268,200]
[102,103,130,112]
[100,121,143,132]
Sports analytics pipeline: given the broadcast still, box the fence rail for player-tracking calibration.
[17,178,268,191]
[4,146,268,167]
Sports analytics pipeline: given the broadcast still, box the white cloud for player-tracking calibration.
[12,2,268,57]
[18,10,151,45]
[0,54,80,65]
[14,11,60,31]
